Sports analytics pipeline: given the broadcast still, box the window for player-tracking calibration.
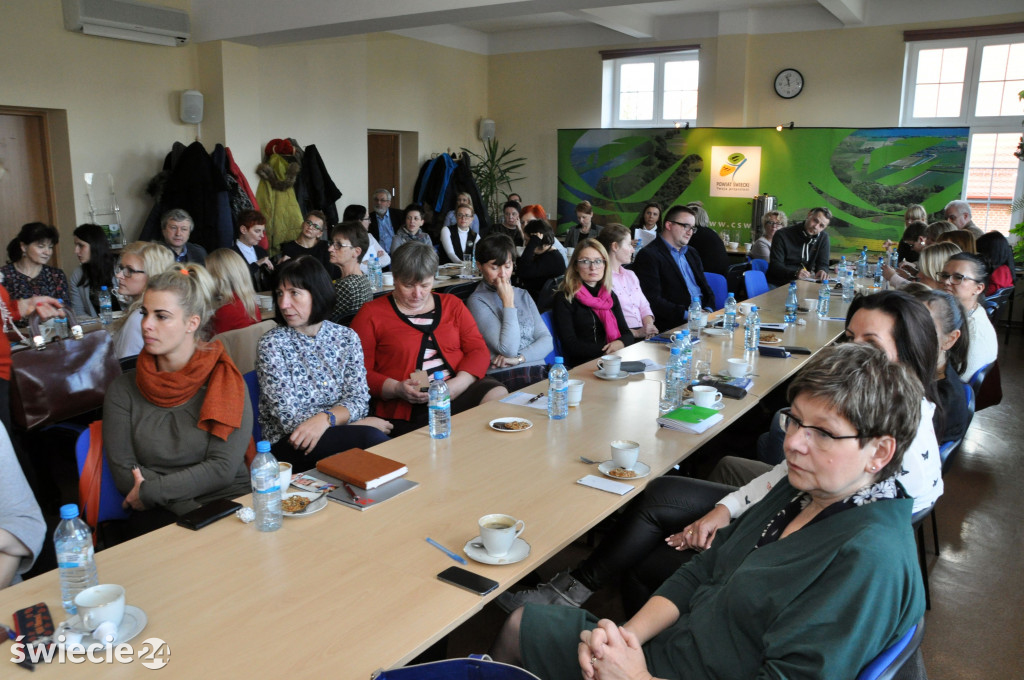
[604,49,699,128]
[902,32,1024,234]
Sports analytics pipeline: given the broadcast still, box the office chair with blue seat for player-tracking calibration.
[539,310,562,366]
[705,272,728,310]
[748,258,768,273]
[743,270,770,299]
[855,618,926,680]
[75,422,130,533]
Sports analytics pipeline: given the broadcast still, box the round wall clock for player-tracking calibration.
[774,68,804,99]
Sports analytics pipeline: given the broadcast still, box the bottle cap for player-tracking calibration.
[751,306,758,312]
[256,440,271,453]
[433,371,444,380]
[59,504,80,520]
[670,347,681,355]
[101,285,108,291]
[554,357,564,364]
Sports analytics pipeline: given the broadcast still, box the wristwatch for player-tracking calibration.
[322,410,336,427]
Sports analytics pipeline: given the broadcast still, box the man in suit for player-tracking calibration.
[158,208,207,264]
[632,204,715,330]
[767,206,832,286]
[368,189,404,253]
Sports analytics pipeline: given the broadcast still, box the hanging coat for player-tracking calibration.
[293,144,342,225]
[224,146,267,250]
[255,154,303,257]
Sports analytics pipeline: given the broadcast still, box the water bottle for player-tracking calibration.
[251,440,282,532]
[857,246,868,278]
[54,504,98,615]
[723,293,737,331]
[889,248,900,270]
[688,295,703,338]
[671,328,690,354]
[428,371,452,437]
[98,286,113,324]
[665,347,685,409]
[744,305,761,351]
[547,358,569,420]
[842,268,855,302]
[873,256,884,289]
[835,255,847,279]
[54,299,69,338]
[784,282,798,325]
[817,278,831,319]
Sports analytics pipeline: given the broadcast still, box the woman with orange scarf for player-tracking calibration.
[103,264,252,536]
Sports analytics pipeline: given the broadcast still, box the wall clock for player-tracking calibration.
[774,68,804,99]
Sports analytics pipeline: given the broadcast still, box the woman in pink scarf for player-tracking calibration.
[551,239,637,367]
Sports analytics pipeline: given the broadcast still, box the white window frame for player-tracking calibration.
[604,50,699,128]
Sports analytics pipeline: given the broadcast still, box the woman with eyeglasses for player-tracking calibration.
[1,223,69,302]
[551,239,635,367]
[327,221,374,322]
[441,192,481,236]
[747,210,786,262]
[439,203,479,266]
[342,204,390,272]
[278,211,338,278]
[940,252,997,382]
[111,242,175,359]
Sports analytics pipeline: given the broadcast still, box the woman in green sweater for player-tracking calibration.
[493,342,926,679]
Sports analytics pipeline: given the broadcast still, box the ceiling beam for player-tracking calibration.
[567,7,654,39]
[817,0,866,25]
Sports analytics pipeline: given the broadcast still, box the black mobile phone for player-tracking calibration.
[176,498,242,530]
[758,346,790,358]
[437,566,499,596]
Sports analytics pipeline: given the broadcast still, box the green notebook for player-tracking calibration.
[657,404,724,434]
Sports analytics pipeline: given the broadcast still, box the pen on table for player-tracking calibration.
[526,393,544,404]
[426,537,467,564]
[342,482,360,501]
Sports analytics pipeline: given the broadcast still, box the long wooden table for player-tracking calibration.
[0,282,848,677]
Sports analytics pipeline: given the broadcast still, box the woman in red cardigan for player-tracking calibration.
[351,242,507,437]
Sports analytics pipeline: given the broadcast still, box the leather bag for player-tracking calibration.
[9,311,121,430]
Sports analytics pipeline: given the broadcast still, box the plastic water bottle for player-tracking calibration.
[889,248,900,270]
[835,255,847,279]
[873,256,885,289]
[98,286,113,324]
[665,347,686,408]
[857,246,869,278]
[251,440,282,532]
[428,371,452,438]
[817,278,831,319]
[723,293,737,331]
[841,267,855,302]
[784,282,799,325]
[671,328,690,354]
[547,358,569,420]
[688,295,703,338]
[367,254,383,291]
[744,305,761,351]
[54,299,68,338]
[54,504,98,615]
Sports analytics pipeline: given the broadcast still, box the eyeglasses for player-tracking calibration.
[329,241,354,250]
[304,220,324,232]
[937,271,979,285]
[665,220,696,233]
[116,264,145,278]
[577,258,606,268]
[780,407,861,449]
[456,213,473,219]
[764,221,783,227]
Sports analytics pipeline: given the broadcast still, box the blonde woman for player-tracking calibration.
[112,242,174,359]
[551,238,636,367]
[886,242,960,290]
[206,249,262,334]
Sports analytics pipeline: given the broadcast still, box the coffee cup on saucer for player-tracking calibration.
[692,385,723,408]
[478,514,526,557]
[278,462,293,499]
[74,584,125,638]
[597,355,622,377]
[610,439,639,470]
[727,358,751,378]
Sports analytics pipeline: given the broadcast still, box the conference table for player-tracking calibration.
[0,281,849,677]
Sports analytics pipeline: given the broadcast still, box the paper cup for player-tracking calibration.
[568,379,584,407]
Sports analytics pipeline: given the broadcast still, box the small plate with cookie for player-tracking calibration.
[282,491,328,517]
[598,460,651,480]
[489,417,534,432]
[759,332,783,344]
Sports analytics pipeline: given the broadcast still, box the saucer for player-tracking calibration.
[282,491,328,517]
[489,417,533,432]
[598,460,651,479]
[434,275,452,281]
[758,336,783,345]
[63,605,147,645]
[702,328,732,337]
[682,398,725,411]
[594,370,629,381]
[464,537,531,565]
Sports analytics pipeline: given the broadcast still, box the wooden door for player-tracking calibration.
[0,111,55,253]
[367,132,400,205]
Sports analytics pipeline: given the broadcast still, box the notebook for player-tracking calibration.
[315,448,408,490]
[657,404,724,434]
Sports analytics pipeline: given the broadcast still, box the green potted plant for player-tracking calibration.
[461,139,526,224]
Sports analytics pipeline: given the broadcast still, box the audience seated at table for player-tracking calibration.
[0,422,44,589]
[466,234,553,391]
[327,221,374,323]
[278,211,337,277]
[747,210,786,262]
[887,241,960,290]
[351,242,507,438]
[684,202,729,277]
[551,239,636,367]
[157,209,207,265]
[976,231,1015,295]
[231,209,275,292]
[206,248,262,335]
[563,201,602,249]
[0,286,61,433]
[767,206,832,285]
[111,241,175,359]
[103,264,252,536]
[516,219,566,307]
[493,342,925,680]
[257,257,391,466]
[595,224,657,339]
[936,229,976,254]
[489,201,525,247]
[893,218,928,265]
[632,204,715,330]
[439,203,479,266]
[389,203,434,254]
[441,192,481,235]
[69,223,120,318]
[1,222,69,302]
[519,204,568,265]
[632,202,661,248]
[940,253,998,382]
[342,204,391,272]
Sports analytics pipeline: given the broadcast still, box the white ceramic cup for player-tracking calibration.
[692,385,723,408]
[597,355,622,377]
[727,358,751,378]
[744,242,753,250]
[610,439,640,470]
[382,272,394,286]
[802,298,817,311]
[738,302,754,315]
[478,513,526,557]
[567,379,584,407]
[74,584,126,633]
[729,241,739,249]
[278,462,293,499]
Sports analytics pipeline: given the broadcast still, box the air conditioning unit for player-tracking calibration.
[62,0,190,47]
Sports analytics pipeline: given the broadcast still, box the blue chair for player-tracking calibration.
[539,310,561,365]
[372,655,541,679]
[743,270,770,299]
[967,361,993,396]
[705,272,728,311]
[75,424,130,527]
[749,258,768,273]
[243,371,264,442]
[855,618,925,680]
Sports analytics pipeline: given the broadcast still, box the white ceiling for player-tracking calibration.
[187,0,1024,54]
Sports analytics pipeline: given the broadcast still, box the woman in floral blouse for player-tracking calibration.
[1,223,69,302]
[256,256,391,465]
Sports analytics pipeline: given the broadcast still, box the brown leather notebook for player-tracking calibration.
[315,448,408,490]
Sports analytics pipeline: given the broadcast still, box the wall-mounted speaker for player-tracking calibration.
[180,90,204,124]
[479,118,495,141]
